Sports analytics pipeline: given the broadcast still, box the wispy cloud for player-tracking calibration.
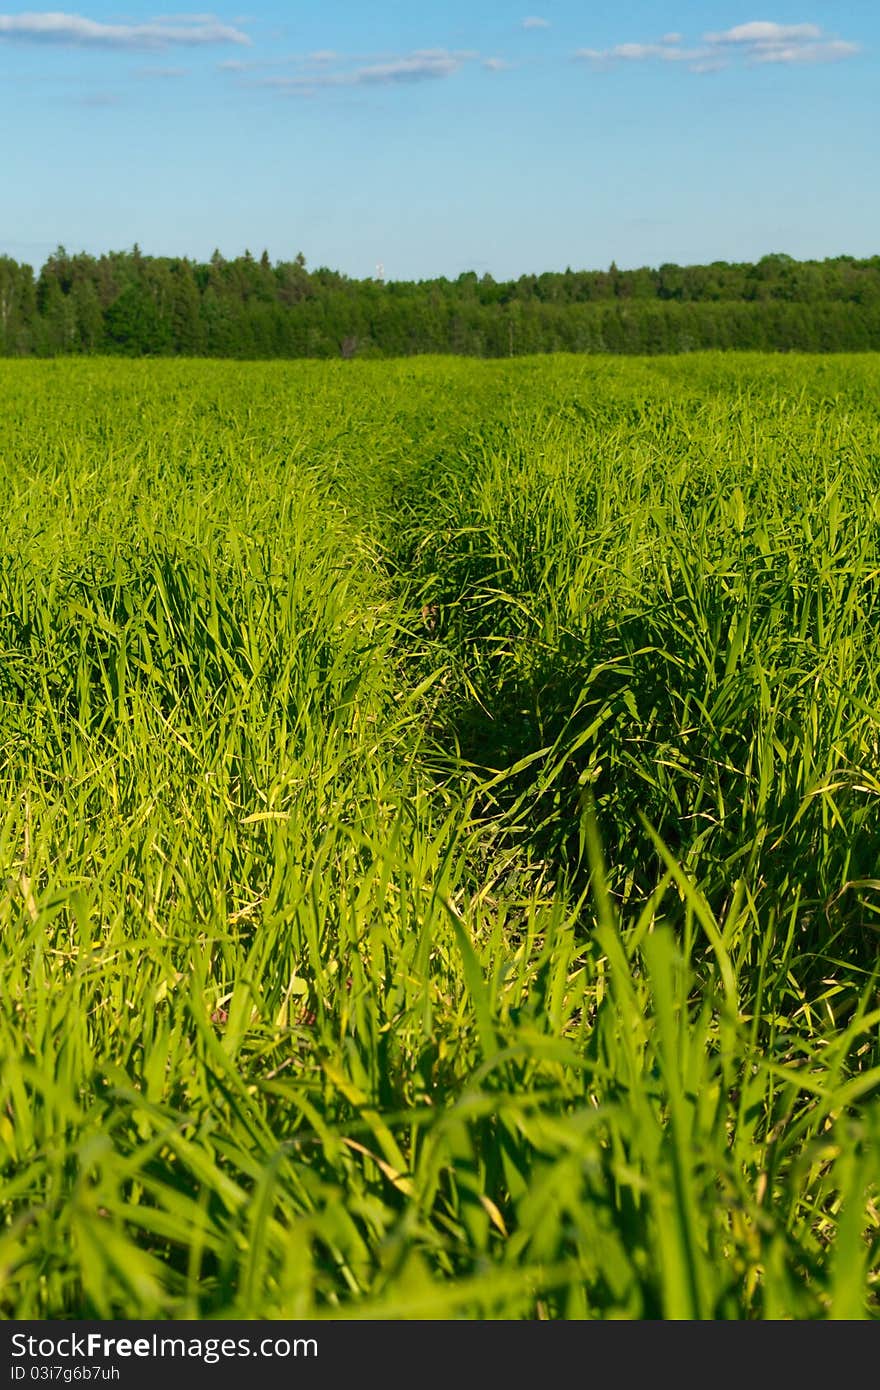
[575,19,859,73]
[0,11,251,49]
[688,58,727,74]
[704,21,858,64]
[483,56,511,71]
[136,64,188,77]
[257,49,475,93]
[521,16,549,30]
[576,42,709,70]
[706,21,819,45]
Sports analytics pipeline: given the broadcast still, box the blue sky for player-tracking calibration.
[1,3,876,279]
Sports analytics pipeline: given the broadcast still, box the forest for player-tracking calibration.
[1,247,879,358]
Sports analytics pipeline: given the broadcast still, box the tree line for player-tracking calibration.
[2,246,879,359]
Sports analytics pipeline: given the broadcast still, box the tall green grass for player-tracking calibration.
[0,354,878,1319]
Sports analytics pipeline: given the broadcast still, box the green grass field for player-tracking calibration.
[1,353,879,1319]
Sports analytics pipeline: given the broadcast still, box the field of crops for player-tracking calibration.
[1,352,879,1319]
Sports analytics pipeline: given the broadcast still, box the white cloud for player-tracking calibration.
[483,56,511,71]
[356,53,462,82]
[705,20,860,65]
[575,19,859,73]
[706,21,821,45]
[0,11,250,48]
[576,41,713,68]
[259,49,473,92]
[748,37,859,64]
[607,42,710,62]
[136,64,187,76]
[521,16,549,29]
[661,47,710,63]
[610,42,664,60]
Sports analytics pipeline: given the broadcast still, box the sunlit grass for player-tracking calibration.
[1,353,878,1318]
